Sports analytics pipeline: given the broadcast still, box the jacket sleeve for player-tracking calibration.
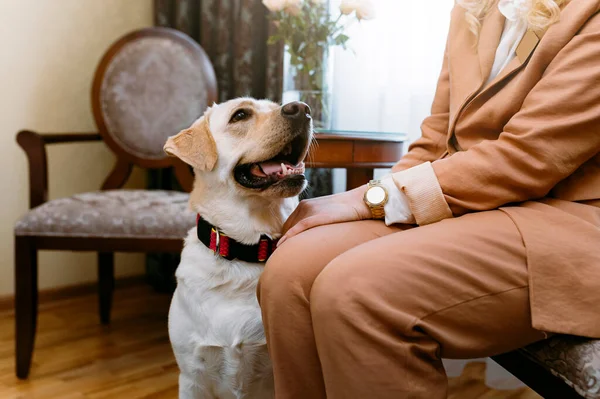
[391,16,600,224]
[391,37,450,173]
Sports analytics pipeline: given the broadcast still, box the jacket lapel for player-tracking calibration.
[483,29,546,93]
[480,0,587,91]
[481,52,523,89]
[448,3,505,146]
[447,16,481,119]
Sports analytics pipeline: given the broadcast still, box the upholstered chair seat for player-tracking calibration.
[15,190,195,239]
[518,337,600,398]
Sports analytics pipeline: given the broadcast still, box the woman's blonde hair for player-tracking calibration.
[457,0,569,39]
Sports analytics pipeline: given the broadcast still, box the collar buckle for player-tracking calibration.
[211,227,221,255]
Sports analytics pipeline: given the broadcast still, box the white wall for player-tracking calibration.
[0,0,154,296]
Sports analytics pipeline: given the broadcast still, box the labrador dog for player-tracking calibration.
[164,98,312,399]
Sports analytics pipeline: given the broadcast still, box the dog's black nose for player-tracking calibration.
[281,101,311,120]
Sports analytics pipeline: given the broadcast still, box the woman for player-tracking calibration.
[258,0,600,397]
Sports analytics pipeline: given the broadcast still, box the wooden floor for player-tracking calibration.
[0,284,541,399]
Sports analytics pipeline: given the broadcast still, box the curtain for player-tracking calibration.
[155,0,283,101]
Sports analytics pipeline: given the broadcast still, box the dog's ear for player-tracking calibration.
[163,118,217,171]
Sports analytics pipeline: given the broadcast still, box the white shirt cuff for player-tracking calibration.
[380,175,416,225]
[391,162,453,226]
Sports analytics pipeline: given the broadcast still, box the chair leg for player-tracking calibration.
[14,236,38,379]
[97,252,114,325]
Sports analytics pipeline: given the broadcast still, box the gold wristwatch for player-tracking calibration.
[363,179,388,219]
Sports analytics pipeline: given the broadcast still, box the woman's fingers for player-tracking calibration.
[278,214,334,247]
[278,188,370,247]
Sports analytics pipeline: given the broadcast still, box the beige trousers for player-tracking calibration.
[257,210,548,399]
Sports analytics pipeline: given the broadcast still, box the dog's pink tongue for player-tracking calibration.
[259,161,284,175]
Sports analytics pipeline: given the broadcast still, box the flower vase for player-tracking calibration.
[282,45,334,130]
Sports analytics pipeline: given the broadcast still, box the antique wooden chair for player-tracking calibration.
[14,27,217,379]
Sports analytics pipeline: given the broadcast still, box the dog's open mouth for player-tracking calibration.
[234,134,309,190]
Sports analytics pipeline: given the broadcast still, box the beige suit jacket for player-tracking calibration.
[391,0,600,337]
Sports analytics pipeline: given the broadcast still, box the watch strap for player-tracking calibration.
[370,204,386,219]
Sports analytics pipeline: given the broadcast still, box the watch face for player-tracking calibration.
[366,186,386,205]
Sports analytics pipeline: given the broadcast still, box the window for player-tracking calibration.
[331,0,454,143]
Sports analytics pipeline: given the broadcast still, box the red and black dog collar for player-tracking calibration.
[196,214,278,263]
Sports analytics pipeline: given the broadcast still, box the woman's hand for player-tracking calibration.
[278,185,372,246]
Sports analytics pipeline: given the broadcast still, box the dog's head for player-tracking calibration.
[164,98,312,199]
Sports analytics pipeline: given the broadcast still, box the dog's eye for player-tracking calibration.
[230,109,251,123]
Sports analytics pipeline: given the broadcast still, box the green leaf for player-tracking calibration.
[334,34,350,46]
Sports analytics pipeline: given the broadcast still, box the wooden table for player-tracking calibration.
[308,130,409,190]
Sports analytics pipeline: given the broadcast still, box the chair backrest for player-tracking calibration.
[92,27,217,191]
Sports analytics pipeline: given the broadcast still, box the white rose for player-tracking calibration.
[355,0,375,20]
[285,0,303,16]
[339,0,359,15]
[263,0,286,12]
